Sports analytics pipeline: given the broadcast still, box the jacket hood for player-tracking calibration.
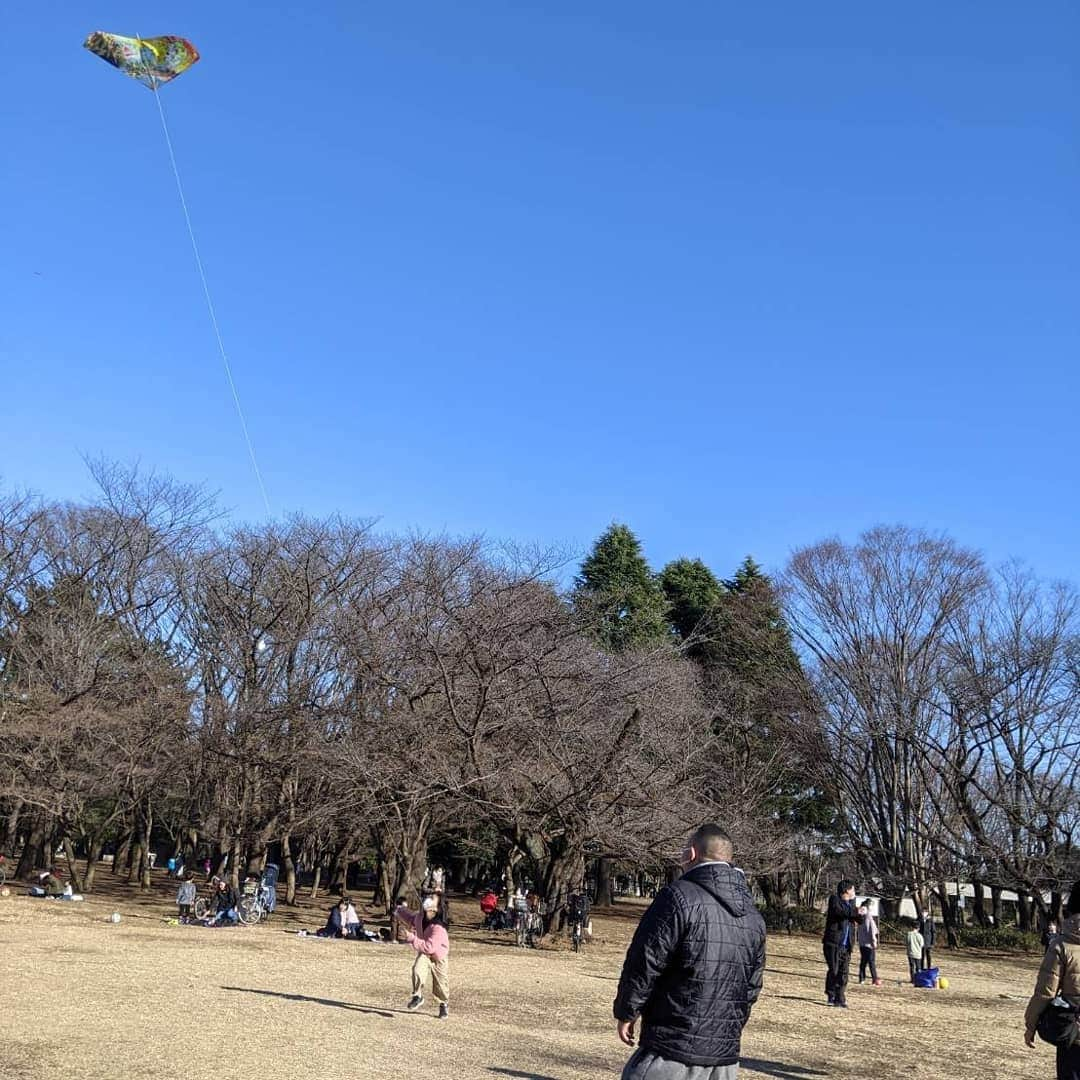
[1061,914,1080,945]
[681,862,756,918]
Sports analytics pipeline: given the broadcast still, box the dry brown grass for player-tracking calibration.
[0,876,1053,1079]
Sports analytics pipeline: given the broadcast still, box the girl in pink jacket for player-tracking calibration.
[396,892,450,1020]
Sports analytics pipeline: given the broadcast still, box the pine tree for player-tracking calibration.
[574,524,669,652]
[659,558,725,651]
[715,556,802,683]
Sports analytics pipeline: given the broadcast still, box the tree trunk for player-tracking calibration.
[15,818,47,880]
[329,848,349,896]
[113,830,132,876]
[1018,892,1034,932]
[228,837,242,890]
[991,885,1003,926]
[373,856,390,911]
[184,828,199,867]
[281,833,297,906]
[2,798,23,854]
[757,875,776,909]
[127,841,144,886]
[972,879,988,926]
[594,858,614,907]
[140,803,153,891]
[535,834,583,934]
[309,863,322,900]
[62,835,84,893]
[935,882,959,948]
[83,837,104,893]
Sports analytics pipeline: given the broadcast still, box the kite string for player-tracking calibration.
[150,86,273,519]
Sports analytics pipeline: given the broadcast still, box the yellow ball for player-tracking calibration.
[938,977,949,990]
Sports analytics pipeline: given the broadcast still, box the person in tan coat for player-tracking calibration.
[1025,885,1080,1080]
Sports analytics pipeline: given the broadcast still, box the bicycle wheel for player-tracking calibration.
[237,897,260,925]
[193,897,209,920]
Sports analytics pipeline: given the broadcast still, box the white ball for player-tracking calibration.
[0,887,10,897]
[109,912,121,924]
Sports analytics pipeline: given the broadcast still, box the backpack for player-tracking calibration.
[1038,940,1080,1047]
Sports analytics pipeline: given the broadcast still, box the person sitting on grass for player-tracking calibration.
[206,877,239,926]
[317,896,363,939]
[28,866,66,898]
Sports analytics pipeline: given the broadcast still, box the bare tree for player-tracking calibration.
[784,526,987,914]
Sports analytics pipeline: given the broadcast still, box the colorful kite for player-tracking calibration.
[84,32,199,90]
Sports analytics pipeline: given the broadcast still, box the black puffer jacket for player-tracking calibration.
[613,863,766,1068]
[822,893,861,948]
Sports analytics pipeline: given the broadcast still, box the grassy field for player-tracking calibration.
[0,874,1054,1079]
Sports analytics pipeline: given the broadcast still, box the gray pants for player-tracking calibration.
[622,1049,738,1080]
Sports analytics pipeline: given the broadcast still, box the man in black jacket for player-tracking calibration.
[613,824,766,1079]
[921,912,935,970]
[822,880,861,1008]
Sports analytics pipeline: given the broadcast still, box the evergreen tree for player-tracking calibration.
[715,556,802,683]
[574,524,669,652]
[713,556,832,857]
[659,558,725,650]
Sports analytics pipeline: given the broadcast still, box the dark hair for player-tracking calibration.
[689,824,734,863]
[340,896,352,906]
[837,879,855,895]
[1067,882,1080,918]
[394,895,406,906]
[422,893,448,928]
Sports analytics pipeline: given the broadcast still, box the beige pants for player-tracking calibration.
[412,953,449,1004]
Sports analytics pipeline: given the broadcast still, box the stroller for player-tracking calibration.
[260,864,279,914]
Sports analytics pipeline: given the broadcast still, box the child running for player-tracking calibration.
[395,891,450,1020]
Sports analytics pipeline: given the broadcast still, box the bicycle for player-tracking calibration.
[513,895,545,948]
[238,866,279,925]
[570,916,586,952]
[237,892,269,925]
[193,875,224,921]
[567,893,590,953]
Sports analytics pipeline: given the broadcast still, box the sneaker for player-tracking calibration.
[438,1004,449,1021]
[407,995,424,1011]
[872,979,883,987]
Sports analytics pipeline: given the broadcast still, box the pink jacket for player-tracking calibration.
[395,905,449,961]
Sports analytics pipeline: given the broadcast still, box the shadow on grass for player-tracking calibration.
[772,994,834,1009]
[488,1071,559,1080]
[765,966,819,981]
[742,1060,828,1079]
[221,986,398,1018]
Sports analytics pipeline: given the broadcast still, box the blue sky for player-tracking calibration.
[3,2,1078,583]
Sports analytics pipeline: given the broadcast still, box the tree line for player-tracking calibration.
[1,465,1077,938]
